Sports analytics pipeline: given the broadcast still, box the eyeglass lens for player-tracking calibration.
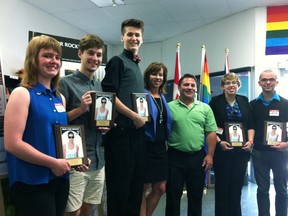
[224,81,237,85]
[260,78,276,83]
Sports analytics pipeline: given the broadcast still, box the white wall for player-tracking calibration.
[1,1,287,99]
[126,8,256,81]
[0,0,85,76]
[107,9,257,80]
[122,7,286,99]
[167,8,256,78]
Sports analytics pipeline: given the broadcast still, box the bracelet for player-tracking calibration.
[217,140,222,145]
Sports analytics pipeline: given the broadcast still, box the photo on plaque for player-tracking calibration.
[225,122,246,147]
[54,125,87,167]
[132,93,150,122]
[90,92,115,127]
[264,121,286,145]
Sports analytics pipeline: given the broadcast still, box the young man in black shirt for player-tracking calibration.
[101,18,146,216]
[250,69,288,216]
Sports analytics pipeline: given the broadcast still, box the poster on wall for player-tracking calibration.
[0,50,7,177]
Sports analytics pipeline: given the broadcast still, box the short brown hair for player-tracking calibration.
[178,74,197,86]
[220,72,241,87]
[121,19,144,35]
[79,34,105,53]
[144,62,168,93]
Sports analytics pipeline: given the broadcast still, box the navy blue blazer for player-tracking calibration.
[144,88,172,142]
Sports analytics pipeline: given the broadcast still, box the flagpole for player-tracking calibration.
[225,48,230,74]
[173,43,181,100]
[199,45,206,101]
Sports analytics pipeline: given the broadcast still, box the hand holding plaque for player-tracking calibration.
[90,92,116,127]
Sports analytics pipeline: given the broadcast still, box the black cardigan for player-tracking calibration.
[250,95,288,150]
[209,94,254,145]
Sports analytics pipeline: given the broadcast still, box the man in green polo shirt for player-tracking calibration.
[165,73,217,216]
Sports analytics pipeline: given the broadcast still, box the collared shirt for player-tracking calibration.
[7,82,68,187]
[59,70,104,170]
[168,98,217,152]
[256,92,280,106]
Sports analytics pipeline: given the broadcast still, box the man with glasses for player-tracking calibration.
[137,97,147,117]
[95,97,109,120]
[250,69,288,216]
[63,131,80,159]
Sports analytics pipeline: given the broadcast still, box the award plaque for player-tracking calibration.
[131,93,150,122]
[54,125,88,167]
[90,91,116,127]
[263,121,286,146]
[225,122,246,147]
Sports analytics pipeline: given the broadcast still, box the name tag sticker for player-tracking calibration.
[216,127,224,135]
[269,110,279,116]
[55,103,66,112]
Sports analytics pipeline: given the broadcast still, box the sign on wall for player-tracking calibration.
[29,31,107,64]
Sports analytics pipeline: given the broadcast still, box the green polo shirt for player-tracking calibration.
[168,98,217,152]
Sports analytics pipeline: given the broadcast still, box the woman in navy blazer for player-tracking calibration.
[209,73,254,216]
[140,62,172,216]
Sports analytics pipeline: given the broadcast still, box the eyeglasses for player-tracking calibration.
[260,78,277,83]
[68,136,74,139]
[224,81,238,86]
[101,101,106,104]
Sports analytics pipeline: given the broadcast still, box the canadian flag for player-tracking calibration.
[173,43,181,100]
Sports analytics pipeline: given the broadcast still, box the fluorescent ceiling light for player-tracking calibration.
[90,0,125,7]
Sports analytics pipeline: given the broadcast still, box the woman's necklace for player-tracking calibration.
[151,95,163,123]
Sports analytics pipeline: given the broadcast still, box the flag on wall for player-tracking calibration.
[173,43,181,99]
[266,6,288,55]
[199,46,211,104]
[224,48,230,74]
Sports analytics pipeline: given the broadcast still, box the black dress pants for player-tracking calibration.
[165,148,206,216]
[104,126,145,216]
[213,150,250,216]
[12,178,69,216]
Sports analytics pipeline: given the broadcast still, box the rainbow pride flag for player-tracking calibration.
[200,47,211,104]
[266,6,288,55]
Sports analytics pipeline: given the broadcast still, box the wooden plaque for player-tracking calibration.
[54,125,87,167]
[90,91,116,127]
